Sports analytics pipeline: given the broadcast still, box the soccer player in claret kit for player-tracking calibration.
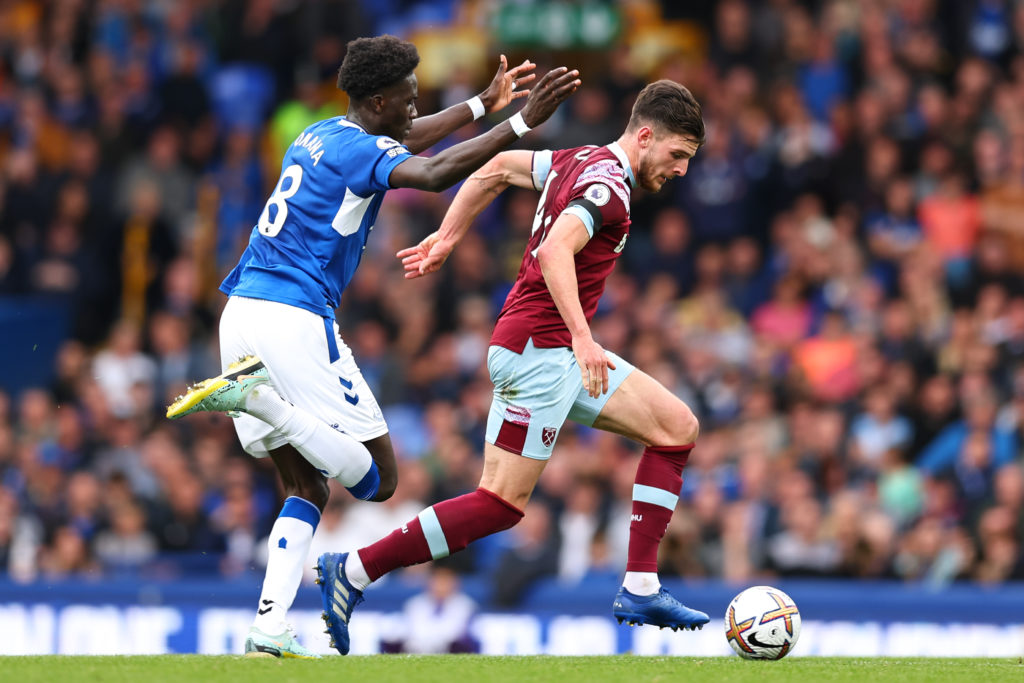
[315,80,710,655]
[165,35,580,658]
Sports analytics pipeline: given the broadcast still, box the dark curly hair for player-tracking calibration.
[337,35,420,100]
[626,80,706,145]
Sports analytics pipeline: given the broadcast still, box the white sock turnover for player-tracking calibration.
[622,571,661,596]
[344,551,371,591]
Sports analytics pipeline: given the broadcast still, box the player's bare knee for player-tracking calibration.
[364,434,398,502]
[371,470,397,502]
[679,408,699,443]
[657,406,699,446]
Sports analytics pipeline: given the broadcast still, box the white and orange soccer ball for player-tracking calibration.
[724,585,801,660]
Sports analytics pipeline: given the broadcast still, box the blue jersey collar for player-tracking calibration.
[338,116,367,133]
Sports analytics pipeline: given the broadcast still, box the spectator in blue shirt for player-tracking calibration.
[917,390,1016,475]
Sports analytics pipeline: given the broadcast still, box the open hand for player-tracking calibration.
[480,55,536,113]
[519,66,581,129]
[396,231,454,279]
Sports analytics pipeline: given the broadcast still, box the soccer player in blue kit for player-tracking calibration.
[166,35,581,658]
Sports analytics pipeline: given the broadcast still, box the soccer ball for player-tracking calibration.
[724,585,801,660]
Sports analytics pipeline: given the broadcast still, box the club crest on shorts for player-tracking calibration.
[542,426,558,447]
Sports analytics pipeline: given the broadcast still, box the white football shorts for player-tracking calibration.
[485,337,635,460]
[219,296,388,457]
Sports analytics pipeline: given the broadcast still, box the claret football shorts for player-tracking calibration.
[219,296,388,457]
[485,337,635,460]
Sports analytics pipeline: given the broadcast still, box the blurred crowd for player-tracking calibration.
[2,0,1024,603]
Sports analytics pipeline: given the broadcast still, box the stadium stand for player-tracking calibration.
[1,0,1023,621]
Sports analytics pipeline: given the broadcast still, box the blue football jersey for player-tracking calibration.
[220,117,412,318]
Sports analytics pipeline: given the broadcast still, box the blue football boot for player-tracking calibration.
[315,552,363,655]
[612,587,710,631]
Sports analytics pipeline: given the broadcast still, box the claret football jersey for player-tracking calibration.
[491,141,636,352]
[220,116,412,318]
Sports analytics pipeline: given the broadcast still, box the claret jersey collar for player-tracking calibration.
[607,141,636,188]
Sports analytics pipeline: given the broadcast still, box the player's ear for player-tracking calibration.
[638,126,654,149]
[370,94,385,114]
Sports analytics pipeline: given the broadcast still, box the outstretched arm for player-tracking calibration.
[404,55,536,155]
[398,150,536,278]
[389,66,580,192]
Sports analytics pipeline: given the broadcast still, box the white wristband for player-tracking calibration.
[466,95,485,120]
[509,111,531,138]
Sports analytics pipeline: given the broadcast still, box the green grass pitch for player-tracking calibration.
[3,656,1019,683]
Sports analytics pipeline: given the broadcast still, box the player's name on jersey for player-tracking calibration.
[294,131,325,166]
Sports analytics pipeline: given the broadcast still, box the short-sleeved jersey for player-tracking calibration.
[220,117,412,318]
[491,142,636,352]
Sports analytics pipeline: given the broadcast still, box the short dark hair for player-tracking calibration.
[337,35,420,100]
[626,80,706,145]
